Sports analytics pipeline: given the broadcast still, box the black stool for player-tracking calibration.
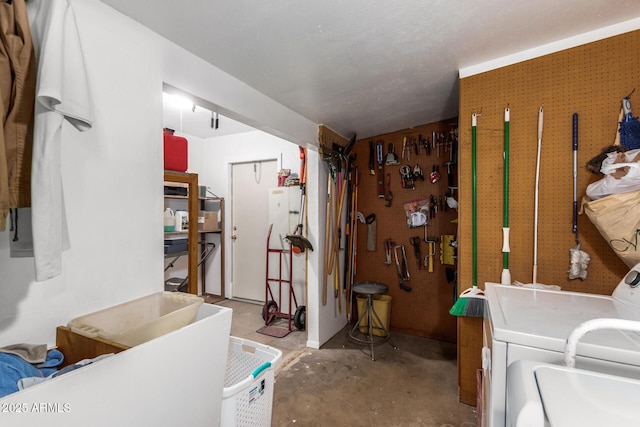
[343,281,397,360]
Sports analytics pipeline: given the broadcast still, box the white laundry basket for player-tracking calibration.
[221,336,282,426]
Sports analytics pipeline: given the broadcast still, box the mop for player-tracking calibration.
[450,112,485,318]
[569,112,590,280]
[501,107,511,284]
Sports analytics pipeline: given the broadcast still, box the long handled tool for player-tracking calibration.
[286,147,314,253]
[323,173,332,305]
[450,112,484,317]
[569,112,590,280]
[501,107,511,284]
[532,107,543,284]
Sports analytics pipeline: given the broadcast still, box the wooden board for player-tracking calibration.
[56,326,129,367]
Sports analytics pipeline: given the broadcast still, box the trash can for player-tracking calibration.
[356,294,392,337]
[221,336,282,426]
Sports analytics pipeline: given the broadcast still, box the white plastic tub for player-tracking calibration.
[68,291,204,347]
[222,336,283,426]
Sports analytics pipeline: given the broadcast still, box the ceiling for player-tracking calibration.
[102,0,640,140]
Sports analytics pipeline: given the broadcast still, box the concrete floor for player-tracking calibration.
[216,299,477,427]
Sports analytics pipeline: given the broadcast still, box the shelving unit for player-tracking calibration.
[198,196,225,299]
[164,171,225,299]
[164,171,198,295]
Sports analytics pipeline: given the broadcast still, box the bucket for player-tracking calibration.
[164,208,175,232]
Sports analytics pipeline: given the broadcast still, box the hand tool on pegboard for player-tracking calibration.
[386,143,399,165]
[410,236,422,270]
[423,222,437,273]
[413,164,424,182]
[443,160,454,188]
[384,173,393,207]
[369,140,375,176]
[376,141,385,198]
[400,165,414,189]
[430,194,437,218]
[384,238,393,266]
[429,164,441,183]
[394,244,411,292]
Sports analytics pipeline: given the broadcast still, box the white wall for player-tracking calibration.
[0,0,348,349]
[178,130,349,348]
[0,0,163,346]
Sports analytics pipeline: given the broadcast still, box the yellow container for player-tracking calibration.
[356,294,392,336]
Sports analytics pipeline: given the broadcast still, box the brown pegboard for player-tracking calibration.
[350,119,459,342]
[457,29,640,404]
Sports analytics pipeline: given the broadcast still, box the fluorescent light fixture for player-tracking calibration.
[163,91,194,110]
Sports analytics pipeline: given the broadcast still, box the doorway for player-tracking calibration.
[231,160,278,301]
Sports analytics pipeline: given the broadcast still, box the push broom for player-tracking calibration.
[501,107,511,284]
[450,112,485,318]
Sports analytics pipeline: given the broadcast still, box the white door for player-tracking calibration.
[231,160,278,301]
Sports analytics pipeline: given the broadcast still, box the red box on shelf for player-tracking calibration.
[163,128,188,172]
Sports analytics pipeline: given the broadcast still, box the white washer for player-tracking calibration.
[482,263,640,427]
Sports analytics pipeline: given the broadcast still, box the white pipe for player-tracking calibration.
[564,318,640,368]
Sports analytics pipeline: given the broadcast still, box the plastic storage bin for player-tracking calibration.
[222,336,283,426]
[357,294,392,336]
[68,292,203,347]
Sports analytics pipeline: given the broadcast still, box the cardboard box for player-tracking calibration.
[198,210,220,232]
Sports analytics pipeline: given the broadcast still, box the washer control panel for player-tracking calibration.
[613,263,640,305]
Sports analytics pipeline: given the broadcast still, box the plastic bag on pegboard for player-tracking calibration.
[403,198,429,228]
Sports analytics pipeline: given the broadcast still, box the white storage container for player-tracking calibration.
[222,336,282,426]
[68,291,203,347]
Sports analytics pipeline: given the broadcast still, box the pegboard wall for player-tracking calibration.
[350,119,459,342]
[456,29,640,405]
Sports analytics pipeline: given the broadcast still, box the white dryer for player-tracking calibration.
[482,264,640,427]
[507,359,640,427]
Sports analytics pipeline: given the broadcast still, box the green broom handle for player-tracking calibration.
[503,108,510,270]
[472,113,477,288]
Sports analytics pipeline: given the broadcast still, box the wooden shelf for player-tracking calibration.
[164,171,198,295]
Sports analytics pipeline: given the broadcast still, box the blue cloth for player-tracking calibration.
[0,353,42,398]
[36,348,64,376]
[0,349,64,398]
